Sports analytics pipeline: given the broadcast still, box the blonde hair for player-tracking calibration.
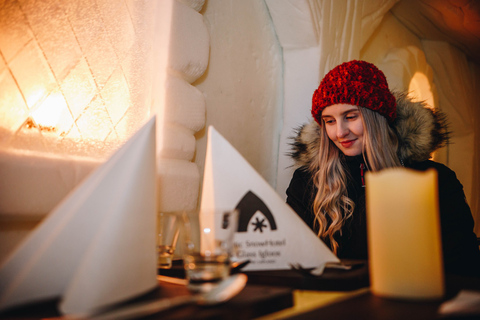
[311,107,401,254]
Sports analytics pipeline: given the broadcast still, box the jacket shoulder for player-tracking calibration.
[408,160,463,192]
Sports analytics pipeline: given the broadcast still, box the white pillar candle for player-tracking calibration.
[366,168,444,300]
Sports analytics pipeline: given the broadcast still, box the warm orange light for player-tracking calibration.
[408,72,437,160]
[0,0,155,155]
[30,92,68,132]
[408,72,434,109]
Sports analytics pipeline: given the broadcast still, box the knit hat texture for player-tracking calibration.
[312,60,397,124]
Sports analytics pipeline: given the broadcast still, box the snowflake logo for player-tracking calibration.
[251,217,267,233]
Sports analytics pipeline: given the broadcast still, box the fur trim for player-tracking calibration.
[394,92,449,164]
[289,92,449,169]
[289,121,322,169]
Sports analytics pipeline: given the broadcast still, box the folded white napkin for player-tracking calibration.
[200,126,339,271]
[438,290,480,316]
[0,118,158,315]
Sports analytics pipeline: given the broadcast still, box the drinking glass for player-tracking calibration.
[157,212,181,269]
[182,209,239,293]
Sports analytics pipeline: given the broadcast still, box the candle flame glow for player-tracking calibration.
[28,90,69,133]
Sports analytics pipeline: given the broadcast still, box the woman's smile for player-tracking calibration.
[339,139,357,148]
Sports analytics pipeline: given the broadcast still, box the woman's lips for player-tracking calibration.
[340,139,356,148]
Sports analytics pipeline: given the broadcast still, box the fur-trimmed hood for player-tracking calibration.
[290,92,449,169]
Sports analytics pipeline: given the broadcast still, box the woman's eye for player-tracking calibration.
[346,114,358,120]
[324,119,335,124]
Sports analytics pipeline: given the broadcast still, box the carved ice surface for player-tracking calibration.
[0,0,156,159]
[0,0,158,217]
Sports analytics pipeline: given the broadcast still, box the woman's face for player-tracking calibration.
[321,104,364,156]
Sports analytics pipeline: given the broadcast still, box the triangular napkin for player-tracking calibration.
[0,117,158,315]
[200,126,338,271]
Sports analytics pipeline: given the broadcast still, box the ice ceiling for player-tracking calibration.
[392,0,480,65]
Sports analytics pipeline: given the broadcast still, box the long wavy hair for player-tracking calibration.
[309,107,401,254]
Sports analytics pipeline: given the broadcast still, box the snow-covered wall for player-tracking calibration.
[0,0,208,261]
[193,0,282,189]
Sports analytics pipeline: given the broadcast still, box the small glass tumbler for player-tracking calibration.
[182,209,239,293]
[157,212,181,269]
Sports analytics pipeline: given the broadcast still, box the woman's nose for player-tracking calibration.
[337,122,349,138]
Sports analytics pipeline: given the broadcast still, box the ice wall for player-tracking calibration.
[0,0,208,261]
[0,0,155,158]
[193,0,283,189]
[0,0,157,217]
[0,0,207,217]
[153,0,207,213]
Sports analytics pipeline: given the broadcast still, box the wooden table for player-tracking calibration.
[2,261,479,319]
[247,268,480,320]
[0,282,293,319]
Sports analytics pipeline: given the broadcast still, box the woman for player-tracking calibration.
[286,60,480,277]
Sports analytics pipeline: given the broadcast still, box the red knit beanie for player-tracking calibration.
[312,60,396,125]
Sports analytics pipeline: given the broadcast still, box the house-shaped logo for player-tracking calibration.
[236,190,277,233]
